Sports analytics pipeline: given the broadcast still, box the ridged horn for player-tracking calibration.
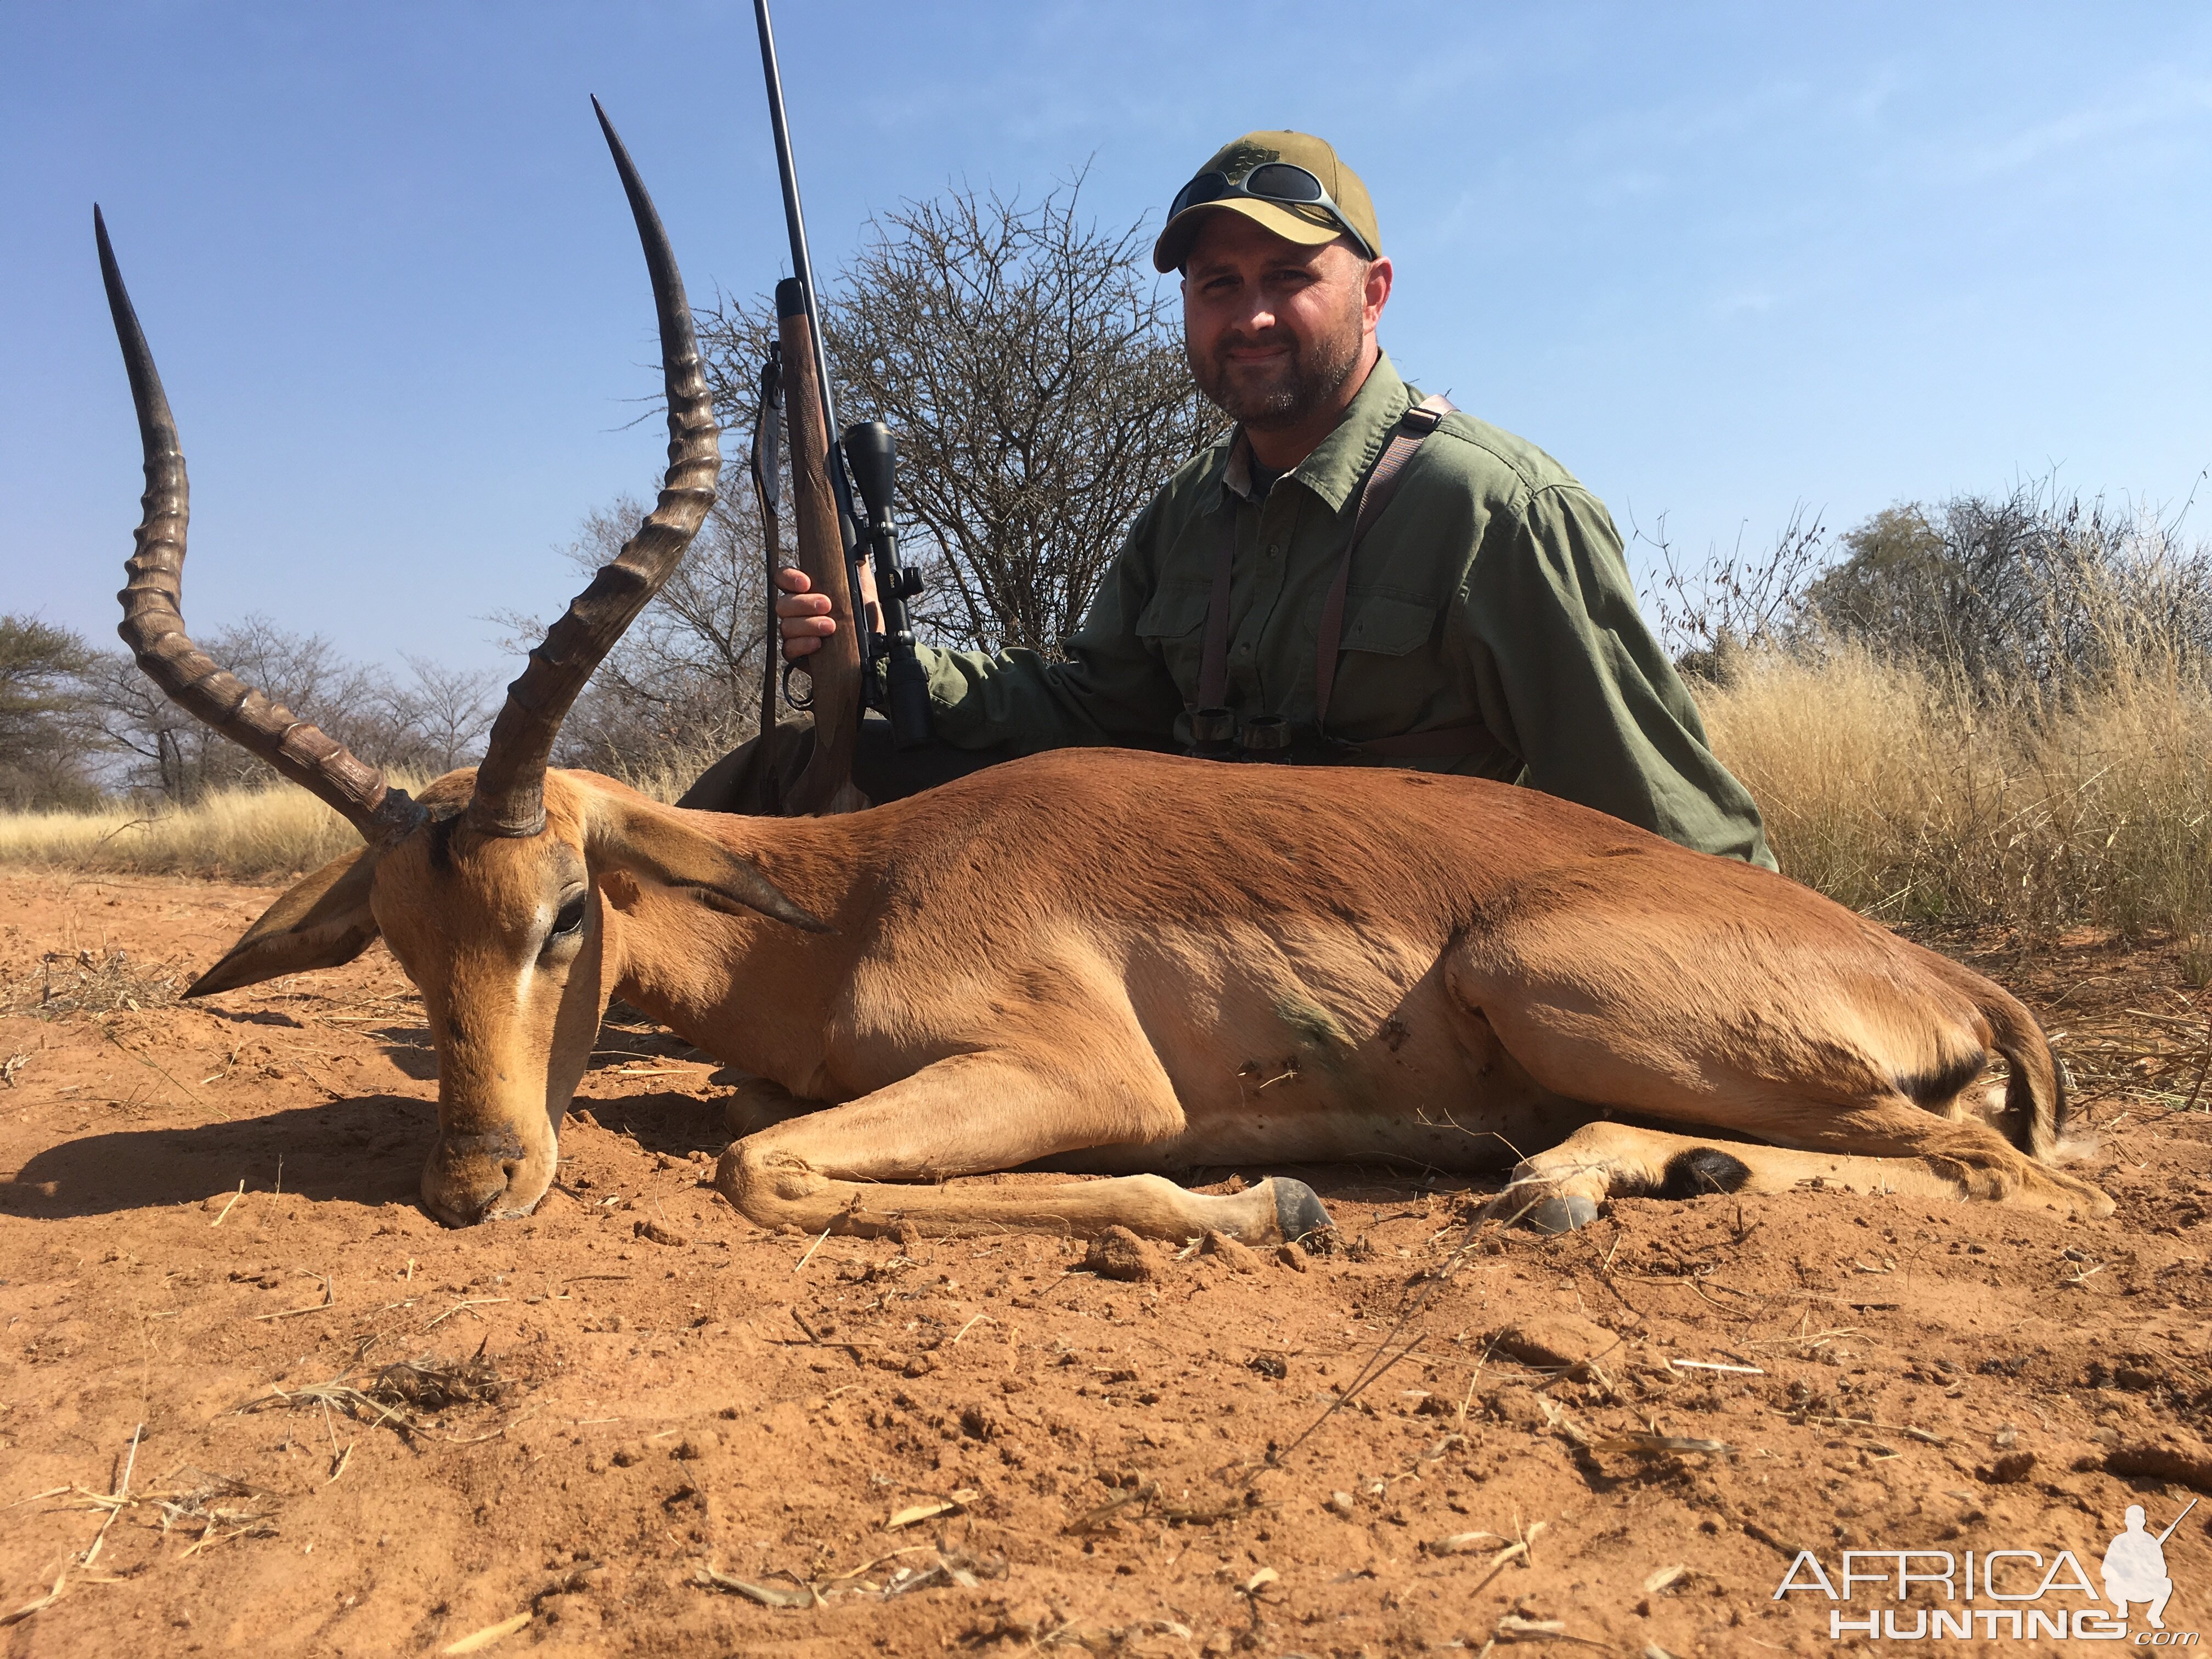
[97,206,424,845]
[466,99,721,837]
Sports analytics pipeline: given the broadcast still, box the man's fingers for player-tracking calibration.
[773,567,833,661]
[780,612,835,662]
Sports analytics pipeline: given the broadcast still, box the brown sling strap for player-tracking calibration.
[1312,392,1455,729]
[1195,477,1238,710]
[1194,392,1483,760]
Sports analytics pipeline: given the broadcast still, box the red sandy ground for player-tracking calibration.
[2,871,2211,1658]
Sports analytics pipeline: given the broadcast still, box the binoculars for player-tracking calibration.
[1188,707,1291,763]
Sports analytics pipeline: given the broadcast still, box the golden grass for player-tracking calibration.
[0,760,704,882]
[597,737,731,810]
[0,783,397,880]
[1702,641,2212,947]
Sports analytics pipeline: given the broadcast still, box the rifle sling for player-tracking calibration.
[1198,393,1482,760]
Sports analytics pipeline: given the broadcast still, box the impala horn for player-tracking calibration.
[466,98,721,838]
[98,208,425,845]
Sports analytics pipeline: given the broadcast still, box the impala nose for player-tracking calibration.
[422,1128,544,1226]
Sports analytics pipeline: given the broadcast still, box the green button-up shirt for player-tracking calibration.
[913,352,1774,867]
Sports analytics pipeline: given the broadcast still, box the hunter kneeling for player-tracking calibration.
[684,129,1773,870]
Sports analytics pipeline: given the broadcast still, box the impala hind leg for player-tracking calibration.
[714,1052,1331,1244]
[1483,1121,2057,1233]
[1447,917,2114,1227]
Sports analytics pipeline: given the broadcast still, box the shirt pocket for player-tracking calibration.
[1337,588,1442,657]
[1325,585,1453,735]
[1136,581,1215,702]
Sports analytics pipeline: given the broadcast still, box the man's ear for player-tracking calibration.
[585,790,828,933]
[187,848,383,997]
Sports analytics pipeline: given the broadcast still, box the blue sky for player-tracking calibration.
[7,3,2210,673]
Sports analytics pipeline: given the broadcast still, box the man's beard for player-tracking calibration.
[1191,301,1364,431]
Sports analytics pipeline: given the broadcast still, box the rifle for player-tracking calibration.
[2156,1497,2199,1545]
[752,0,933,815]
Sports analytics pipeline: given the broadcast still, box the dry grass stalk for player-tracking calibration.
[439,1610,535,1654]
[163,1477,281,1556]
[0,1567,67,1627]
[80,1424,141,1566]
[2,949,179,1019]
[885,1489,978,1530]
[238,1346,508,1440]
[694,1544,1004,1609]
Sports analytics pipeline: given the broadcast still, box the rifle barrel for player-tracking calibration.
[752,0,859,547]
[2156,1496,2199,1544]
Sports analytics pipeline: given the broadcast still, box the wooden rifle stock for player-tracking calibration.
[776,283,867,815]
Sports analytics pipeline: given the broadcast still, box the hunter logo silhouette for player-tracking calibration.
[2103,1498,2194,1630]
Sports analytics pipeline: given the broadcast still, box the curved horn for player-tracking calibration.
[467,99,721,837]
[97,207,424,845]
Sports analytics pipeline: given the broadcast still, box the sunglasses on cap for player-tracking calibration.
[1168,161,1376,261]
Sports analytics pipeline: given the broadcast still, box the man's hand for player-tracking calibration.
[775,567,837,661]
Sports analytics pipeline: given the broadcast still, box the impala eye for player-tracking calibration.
[550,891,588,940]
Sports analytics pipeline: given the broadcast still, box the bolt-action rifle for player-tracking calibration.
[752,0,933,815]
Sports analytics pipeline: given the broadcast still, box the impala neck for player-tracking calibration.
[603,813,868,1099]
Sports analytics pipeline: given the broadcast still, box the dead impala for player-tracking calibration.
[97,107,2112,1239]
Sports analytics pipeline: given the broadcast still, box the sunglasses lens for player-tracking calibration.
[1245,163,1324,203]
[1170,171,1230,218]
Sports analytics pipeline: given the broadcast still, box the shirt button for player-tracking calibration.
[1267,542,1282,557]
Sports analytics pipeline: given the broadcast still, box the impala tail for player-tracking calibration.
[1978,983,2064,1161]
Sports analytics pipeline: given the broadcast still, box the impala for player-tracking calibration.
[97,107,2112,1239]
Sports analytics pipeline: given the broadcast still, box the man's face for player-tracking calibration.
[1180,211,1390,431]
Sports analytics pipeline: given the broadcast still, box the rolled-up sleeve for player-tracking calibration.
[1461,485,1775,867]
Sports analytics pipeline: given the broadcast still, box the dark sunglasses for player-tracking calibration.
[1169,161,1375,260]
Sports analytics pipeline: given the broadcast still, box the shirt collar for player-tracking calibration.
[1210,351,1413,515]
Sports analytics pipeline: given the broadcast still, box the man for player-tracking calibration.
[690,131,1771,868]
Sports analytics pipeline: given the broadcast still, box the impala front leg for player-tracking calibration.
[716,1051,1333,1244]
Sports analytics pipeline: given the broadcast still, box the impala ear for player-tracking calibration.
[585,791,828,933]
[186,848,383,997]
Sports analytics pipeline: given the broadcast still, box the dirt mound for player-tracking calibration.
[3,873,2210,1655]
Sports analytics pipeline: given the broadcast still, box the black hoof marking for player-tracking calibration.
[1272,1177,1335,1244]
[1523,1194,1600,1234]
[1656,1147,1752,1201]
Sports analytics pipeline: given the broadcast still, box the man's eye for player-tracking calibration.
[550,894,588,939]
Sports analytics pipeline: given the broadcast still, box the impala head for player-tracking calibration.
[98,102,822,1225]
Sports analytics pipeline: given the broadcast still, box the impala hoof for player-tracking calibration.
[1271,1177,1334,1245]
[1522,1194,1600,1234]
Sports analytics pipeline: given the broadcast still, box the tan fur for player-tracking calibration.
[206,750,2113,1234]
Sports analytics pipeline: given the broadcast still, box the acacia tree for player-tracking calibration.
[538,475,778,775]
[697,176,1225,658]
[0,616,103,809]
[82,616,500,802]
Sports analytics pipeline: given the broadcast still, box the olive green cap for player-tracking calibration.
[1153,130,1381,273]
